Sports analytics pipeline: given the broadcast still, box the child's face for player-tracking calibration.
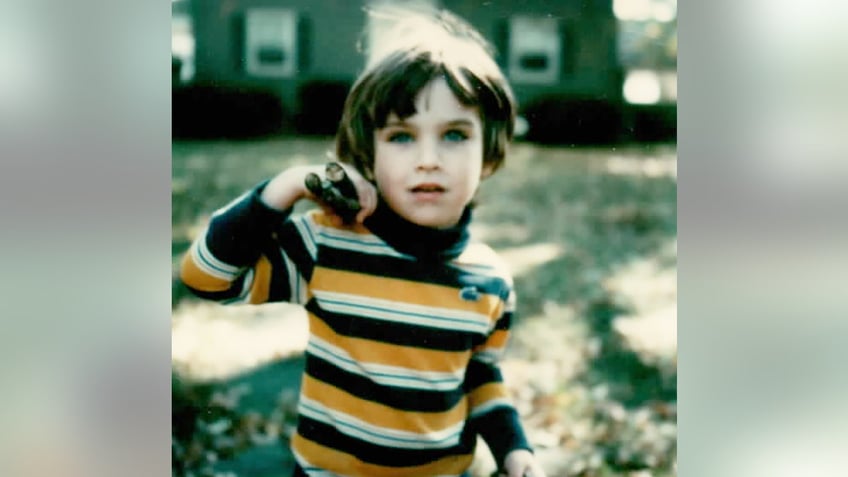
[373,77,490,229]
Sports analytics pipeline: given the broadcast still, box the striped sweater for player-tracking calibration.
[180,182,531,476]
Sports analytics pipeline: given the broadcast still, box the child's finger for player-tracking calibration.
[361,185,375,214]
[356,197,373,223]
[355,182,377,223]
[366,186,378,220]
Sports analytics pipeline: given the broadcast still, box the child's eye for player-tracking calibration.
[443,129,468,142]
[387,131,414,143]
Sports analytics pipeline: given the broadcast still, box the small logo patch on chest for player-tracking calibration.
[459,286,480,301]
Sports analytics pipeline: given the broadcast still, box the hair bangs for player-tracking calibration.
[335,8,516,180]
[371,53,488,129]
[371,54,440,127]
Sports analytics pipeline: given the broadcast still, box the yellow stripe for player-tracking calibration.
[310,210,370,234]
[474,329,509,353]
[309,314,472,373]
[311,266,501,314]
[179,252,232,292]
[292,433,474,477]
[302,375,467,433]
[492,299,506,319]
[247,255,271,304]
[468,382,509,408]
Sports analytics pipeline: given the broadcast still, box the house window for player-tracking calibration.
[245,8,298,77]
[519,54,549,71]
[508,16,561,85]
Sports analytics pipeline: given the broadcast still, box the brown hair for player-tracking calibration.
[335,8,516,181]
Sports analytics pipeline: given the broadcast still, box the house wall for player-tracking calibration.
[189,0,621,114]
[443,0,620,105]
[191,0,368,110]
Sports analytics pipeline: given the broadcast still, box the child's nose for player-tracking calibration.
[416,140,440,170]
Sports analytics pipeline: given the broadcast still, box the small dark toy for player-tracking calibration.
[304,162,362,224]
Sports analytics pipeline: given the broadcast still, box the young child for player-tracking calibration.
[180,8,545,477]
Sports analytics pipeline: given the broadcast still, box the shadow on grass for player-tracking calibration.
[216,355,305,477]
[491,164,677,408]
[582,297,676,407]
[173,355,305,477]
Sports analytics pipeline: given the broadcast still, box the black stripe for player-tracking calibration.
[494,311,513,331]
[277,219,315,282]
[263,217,314,303]
[319,246,509,298]
[306,299,483,352]
[296,416,476,468]
[470,406,531,466]
[205,214,263,267]
[205,184,289,267]
[305,355,464,413]
[463,358,504,393]
[263,246,291,303]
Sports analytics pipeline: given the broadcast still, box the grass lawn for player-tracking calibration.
[172,137,677,477]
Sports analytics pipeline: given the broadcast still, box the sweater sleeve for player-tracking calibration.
[464,287,533,468]
[179,180,318,305]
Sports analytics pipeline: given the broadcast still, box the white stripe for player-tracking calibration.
[319,226,387,246]
[240,268,256,303]
[471,349,504,365]
[318,229,410,259]
[451,261,499,276]
[197,238,241,274]
[506,289,516,309]
[298,396,464,450]
[307,335,464,391]
[313,290,491,334]
[298,275,308,303]
[469,397,512,418]
[281,248,307,305]
[223,268,254,305]
[292,216,318,259]
[191,238,241,280]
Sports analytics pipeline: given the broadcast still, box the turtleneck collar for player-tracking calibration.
[363,198,472,261]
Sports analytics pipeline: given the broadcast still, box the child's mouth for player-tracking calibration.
[410,184,446,200]
[411,185,445,192]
